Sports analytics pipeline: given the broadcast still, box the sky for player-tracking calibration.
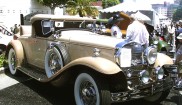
[124,0,174,4]
[149,0,174,4]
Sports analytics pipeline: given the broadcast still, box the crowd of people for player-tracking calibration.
[108,13,182,66]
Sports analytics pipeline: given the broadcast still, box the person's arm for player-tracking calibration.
[125,25,132,42]
[143,25,149,47]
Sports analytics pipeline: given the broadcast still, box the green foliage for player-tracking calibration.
[37,0,67,6]
[66,0,99,18]
[102,0,120,9]
[37,0,68,14]
[0,53,7,67]
[180,0,182,5]
[172,6,182,21]
[173,0,182,21]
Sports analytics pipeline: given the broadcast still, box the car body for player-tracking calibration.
[6,14,175,105]
[0,25,14,54]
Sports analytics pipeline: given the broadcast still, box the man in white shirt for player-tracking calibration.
[110,14,123,39]
[125,15,149,47]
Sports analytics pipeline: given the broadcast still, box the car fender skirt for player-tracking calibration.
[154,53,173,68]
[9,40,24,67]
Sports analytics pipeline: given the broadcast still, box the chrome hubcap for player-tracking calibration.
[80,81,96,105]
[49,52,61,74]
[10,52,16,70]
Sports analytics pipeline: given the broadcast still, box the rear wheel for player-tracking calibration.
[74,72,111,105]
[8,48,18,75]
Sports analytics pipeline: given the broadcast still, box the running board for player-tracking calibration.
[17,66,48,82]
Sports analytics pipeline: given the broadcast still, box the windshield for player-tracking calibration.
[54,20,96,31]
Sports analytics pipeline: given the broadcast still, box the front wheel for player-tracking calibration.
[144,77,171,103]
[74,72,111,105]
[144,89,170,103]
[8,48,18,75]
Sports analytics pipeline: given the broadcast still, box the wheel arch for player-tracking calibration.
[5,40,25,67]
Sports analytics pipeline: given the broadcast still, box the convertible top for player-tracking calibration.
[31,14,96,23]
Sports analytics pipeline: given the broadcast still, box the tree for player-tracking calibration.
[102,0,120,9]
[66,0,99,18]
[173,0,182,21]
[37,0,67,14]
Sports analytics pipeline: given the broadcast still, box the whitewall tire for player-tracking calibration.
[45,47,63,78]
[74,72,110,105]
[8,48,18,75]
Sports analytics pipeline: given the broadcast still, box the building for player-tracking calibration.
[0,0,52,28]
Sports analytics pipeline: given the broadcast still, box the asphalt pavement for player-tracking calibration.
[0,69,182,105]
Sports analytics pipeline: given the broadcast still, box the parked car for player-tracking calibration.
[0,25,14,54]
[6,14,175,105]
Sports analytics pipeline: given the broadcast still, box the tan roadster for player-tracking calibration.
[6,14,175,105]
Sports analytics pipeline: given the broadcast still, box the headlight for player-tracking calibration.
[139,70,149,84]
[145,46,157,64]
[155,67,164,80]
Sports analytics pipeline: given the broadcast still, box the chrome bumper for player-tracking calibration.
[111,80,173,103]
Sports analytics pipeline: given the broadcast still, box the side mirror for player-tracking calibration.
[41,20,54,36]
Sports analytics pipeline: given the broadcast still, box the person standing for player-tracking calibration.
[125,15,149,48]
[110,14,123,39]
[167,23,175,45]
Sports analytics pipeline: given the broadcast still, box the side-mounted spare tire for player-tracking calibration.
[45,47,63,78]
[45,46,69,78]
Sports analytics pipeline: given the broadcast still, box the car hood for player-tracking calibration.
[60,30,125,49]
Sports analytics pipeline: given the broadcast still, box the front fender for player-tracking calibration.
[62,57,122,75]
[6,40,24,67]
[154,53,173,68]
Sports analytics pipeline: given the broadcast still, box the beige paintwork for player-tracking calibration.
[154,53,174,68]
[7,14,174,81]
[8,40,24,67]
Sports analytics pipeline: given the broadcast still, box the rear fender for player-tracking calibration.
[6,40,24,67]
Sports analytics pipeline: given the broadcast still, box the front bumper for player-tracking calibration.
[111,79,173,103]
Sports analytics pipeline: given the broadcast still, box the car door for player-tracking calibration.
[30,37,48,69]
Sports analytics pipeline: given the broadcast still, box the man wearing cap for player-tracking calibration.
[125,14,149,48]
[110,14,123,39]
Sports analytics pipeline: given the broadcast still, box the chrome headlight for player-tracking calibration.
[145,46,157,65]
[139,70,149,84]
[155,67,164,80]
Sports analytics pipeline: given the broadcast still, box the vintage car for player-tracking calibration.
[6,14,175,105]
